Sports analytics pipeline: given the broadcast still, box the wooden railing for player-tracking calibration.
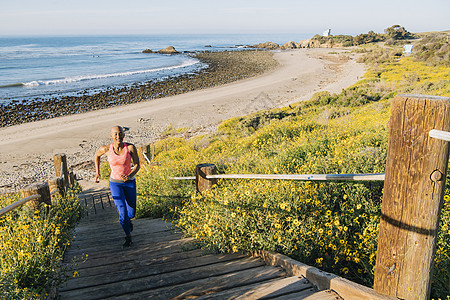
[169,95,449,300]
[0,195,42,216]
[429,129,450,142]
[171,172,385,182]
[0,154,76,217]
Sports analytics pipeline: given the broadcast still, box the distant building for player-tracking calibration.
[403,44,413,54]
[323,29,331,37]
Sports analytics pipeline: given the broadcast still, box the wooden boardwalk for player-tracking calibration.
[58,182,342,299]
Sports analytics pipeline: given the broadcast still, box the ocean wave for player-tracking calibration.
[3,58,200,88]
[0,83,25,88]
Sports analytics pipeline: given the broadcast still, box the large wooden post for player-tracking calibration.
[374,95,450,299]
[48,177,65,198]
[53,154,69,187]
[21,182,51,210]
[195,163,218,193]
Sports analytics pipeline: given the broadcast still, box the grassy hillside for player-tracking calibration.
[136,36,449,297]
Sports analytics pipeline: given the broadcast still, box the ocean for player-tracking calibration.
[0,34,310,105]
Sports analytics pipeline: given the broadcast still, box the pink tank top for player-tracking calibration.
[108,143,132,180]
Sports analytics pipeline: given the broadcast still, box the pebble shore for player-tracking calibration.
[0,50,279,193]
[0,50,278,128]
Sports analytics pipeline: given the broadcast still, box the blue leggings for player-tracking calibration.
[109,180,136,236]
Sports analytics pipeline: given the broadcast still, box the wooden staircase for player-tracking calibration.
[58,181,341,299]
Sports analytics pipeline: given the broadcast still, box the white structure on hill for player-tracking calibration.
[403,44,413,54]
[323,29,331,37]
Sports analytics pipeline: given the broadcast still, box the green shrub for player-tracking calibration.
[384,25,414,40]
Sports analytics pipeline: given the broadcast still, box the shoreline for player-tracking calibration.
[0,48,365,193]
[0,50,278,128]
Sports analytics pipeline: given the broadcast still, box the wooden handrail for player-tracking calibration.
[0,187,63,218]
[207,173,385,181]
[0,194,41,217]
[50,188,60,196]
[1,154,71,218]
[170,173,385,181]
[170,176,196,180]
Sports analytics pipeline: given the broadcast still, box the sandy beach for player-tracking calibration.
[0,48,365,192]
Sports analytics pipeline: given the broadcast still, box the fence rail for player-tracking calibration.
[429,129,450,142]
[171,173,385,181]
[0,187,63,218]
[0,153,74,218]
[0,195,41,217]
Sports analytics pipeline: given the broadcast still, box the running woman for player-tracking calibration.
[94,126,140,247]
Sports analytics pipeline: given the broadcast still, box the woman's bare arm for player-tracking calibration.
[94,145,109,183]
[126,144,140,179]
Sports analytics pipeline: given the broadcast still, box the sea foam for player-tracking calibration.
[21,58,199,87]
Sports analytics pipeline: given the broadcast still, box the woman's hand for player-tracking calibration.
[121,174,129,182]
[94,173,101,183]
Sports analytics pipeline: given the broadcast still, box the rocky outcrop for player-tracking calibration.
[296,39,345,49]
[158,46,179,54]
[280,41,300,50]
[251,42,280,50]
[142,46,179,54]
[297,39,321,48]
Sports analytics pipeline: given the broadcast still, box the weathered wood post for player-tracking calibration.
[195,163,218,193]
[151,144,155,161]
[48,177,65,198]
[138,145,150,164]
[69,171,75,186]
[53,154,69,187]
[374,95,450,299]
[21,182,51,210]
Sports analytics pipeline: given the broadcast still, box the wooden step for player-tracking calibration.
[59,258,272,299]
[60,252,247,291]
[195,275,314,299]
[106,266,286,300]
[64,238,195,268]
[63,248,205,278]
[270,289,342,300]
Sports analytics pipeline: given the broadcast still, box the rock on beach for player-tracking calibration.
[251,41,280,50]
[157,46,179,54]
[142,45,180,54]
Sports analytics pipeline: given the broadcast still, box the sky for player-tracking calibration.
[1,0,449,37]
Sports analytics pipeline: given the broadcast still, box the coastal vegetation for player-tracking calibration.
[311,24,414,47]
[0,187,83,299]
[132,34,449,298]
